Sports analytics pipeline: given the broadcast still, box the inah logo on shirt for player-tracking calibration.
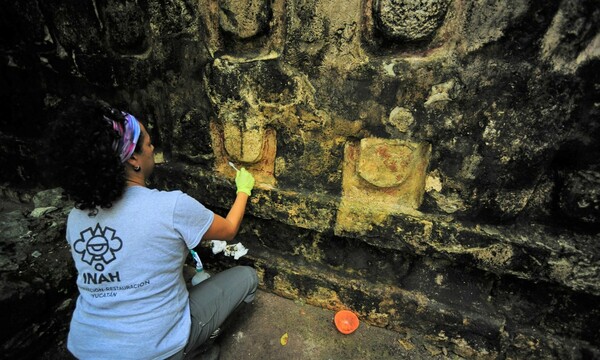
[74,223,123,271]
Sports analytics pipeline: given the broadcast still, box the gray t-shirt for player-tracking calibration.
[66,186,214,359]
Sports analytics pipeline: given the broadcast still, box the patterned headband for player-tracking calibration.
[104,111,141,163]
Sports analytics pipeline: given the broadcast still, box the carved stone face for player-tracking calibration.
[358,141,416,188]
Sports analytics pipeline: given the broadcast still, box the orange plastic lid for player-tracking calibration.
[334,310,359,334]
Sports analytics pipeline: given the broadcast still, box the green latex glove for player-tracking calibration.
[235,167,255,196]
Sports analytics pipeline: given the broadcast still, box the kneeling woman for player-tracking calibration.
[48,98,258,359]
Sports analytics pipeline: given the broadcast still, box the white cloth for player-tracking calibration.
[211,240,228,254]
[66,187,214,360]
[211,240,249,260]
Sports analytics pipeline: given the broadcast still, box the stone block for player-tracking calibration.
[335,138,431,234]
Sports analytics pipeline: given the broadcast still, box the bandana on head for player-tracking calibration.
[104,111,141,163]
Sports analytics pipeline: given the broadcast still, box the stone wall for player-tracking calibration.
[1,0,599,358]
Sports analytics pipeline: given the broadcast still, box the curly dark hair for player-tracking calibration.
[47,97,144,213]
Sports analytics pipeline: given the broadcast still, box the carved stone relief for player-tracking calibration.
[336,138,431,233]
[373,0,452,42]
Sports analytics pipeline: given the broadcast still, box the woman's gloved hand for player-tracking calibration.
[235,167,255,196]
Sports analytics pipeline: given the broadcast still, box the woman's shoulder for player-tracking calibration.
[140,188,207,213]
[127,187,185,200]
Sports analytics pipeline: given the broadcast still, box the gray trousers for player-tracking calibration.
[168,266,258,360]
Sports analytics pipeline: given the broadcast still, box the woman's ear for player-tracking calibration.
[126,154,139,169]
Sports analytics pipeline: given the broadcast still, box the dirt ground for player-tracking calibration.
[213,289,447,360]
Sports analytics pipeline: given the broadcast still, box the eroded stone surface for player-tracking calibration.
[104,0,151,54]
[385,106,415,134]
[218,0,271,39]
[558,170,600,225]
[373,0,451,41]
[541,0,600,74]
[461,0,531,52]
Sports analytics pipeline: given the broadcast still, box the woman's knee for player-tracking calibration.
[241,266,258,282]
[235,266,258,301]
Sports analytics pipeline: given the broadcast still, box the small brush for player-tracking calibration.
[228,161,239,172]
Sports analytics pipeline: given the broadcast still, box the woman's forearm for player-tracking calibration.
[225,192,249,235]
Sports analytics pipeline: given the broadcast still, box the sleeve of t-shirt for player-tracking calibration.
[173,193,214,249]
